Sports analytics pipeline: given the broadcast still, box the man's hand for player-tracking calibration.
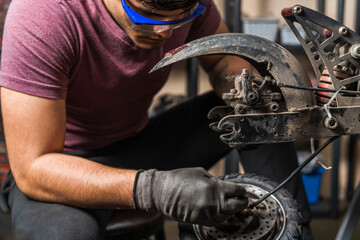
[133,167,248,226]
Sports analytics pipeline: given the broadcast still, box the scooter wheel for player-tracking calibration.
[193,173,302,240]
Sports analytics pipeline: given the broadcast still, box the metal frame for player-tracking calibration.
[220,1,360,238]
[183,2,360,237]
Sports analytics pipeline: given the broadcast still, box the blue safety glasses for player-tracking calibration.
[121,0,206,33]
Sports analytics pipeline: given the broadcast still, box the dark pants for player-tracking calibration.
[0,91,312,239]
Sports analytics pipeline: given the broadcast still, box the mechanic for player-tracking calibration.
[0,0,312,239]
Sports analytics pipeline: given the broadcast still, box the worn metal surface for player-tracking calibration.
[217,106,360,146]
[283,5,360,106]
[150,5,360,147]
[150,33,315,110]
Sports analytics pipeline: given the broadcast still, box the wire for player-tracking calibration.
[323,86,344,119]
[278,83,360,96]
[251,74,360,95]
[311,138,332,170]
[248,136,339,208]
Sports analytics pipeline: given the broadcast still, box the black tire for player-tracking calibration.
[194,173,302,240]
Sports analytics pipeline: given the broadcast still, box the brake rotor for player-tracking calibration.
[193,184,286,240]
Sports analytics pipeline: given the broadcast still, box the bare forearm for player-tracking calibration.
[17,153,137,209]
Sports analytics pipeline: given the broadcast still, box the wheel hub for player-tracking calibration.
[193,184,286,240]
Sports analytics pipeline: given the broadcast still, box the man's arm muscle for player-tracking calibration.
[1,87,136,209]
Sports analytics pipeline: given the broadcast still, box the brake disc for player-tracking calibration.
[193,184,286,240]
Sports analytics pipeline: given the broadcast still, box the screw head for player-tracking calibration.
[339,26,348,36]
[351,45,360,59]
[293,5,303,15]
[269,103,279,112]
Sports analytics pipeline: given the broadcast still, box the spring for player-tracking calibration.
[315,67,354,106]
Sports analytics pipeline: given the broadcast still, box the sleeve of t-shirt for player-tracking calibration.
[185,0,221,43]
[0,0,77,99]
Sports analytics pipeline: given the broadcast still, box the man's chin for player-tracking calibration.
[133,36,166,50]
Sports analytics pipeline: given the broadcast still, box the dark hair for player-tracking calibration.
[138,0,202,11]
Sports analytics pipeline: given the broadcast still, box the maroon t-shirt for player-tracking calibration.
[0,0,220,151]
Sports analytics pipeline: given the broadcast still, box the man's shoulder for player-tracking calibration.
[9,0,67,22]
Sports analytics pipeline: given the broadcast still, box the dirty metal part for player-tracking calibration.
[150,32,316,111]
[150,5,360,146]
[222,71,282,115]
[209,71,359,146]
[223,69,260,106]
[351,44,360,59]
[193,184,286,240]
[324,116,338,129]
[282,5,360,106]
[207,106,234,133]
[216,106,359,146]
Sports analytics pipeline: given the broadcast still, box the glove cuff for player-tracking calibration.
[133,169,144,209]
[133,169,157,211]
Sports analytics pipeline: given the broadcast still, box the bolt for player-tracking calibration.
[242,69,249,75]
[236,104,245,114]
[269,103,279,112]
[351,44,360,59]
[327,54,335,62]
[293,5,303,15]
[335,65,342,70]
[339,26,348,36]
[324,116,338,129]
[246,92,258,104]
[248,92,255,100]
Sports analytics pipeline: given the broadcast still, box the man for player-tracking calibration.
[0,0,311,239]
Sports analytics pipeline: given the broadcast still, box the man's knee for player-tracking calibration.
[12,203,104,240]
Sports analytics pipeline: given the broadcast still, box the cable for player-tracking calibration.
[278,83,360,96]
[249,136,339,208]
[311,138,332,170]
[251,74,360,95]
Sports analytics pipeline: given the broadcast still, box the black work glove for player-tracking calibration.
[133,167,248,226]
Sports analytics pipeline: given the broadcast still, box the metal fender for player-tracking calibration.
[150,33,316,110]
